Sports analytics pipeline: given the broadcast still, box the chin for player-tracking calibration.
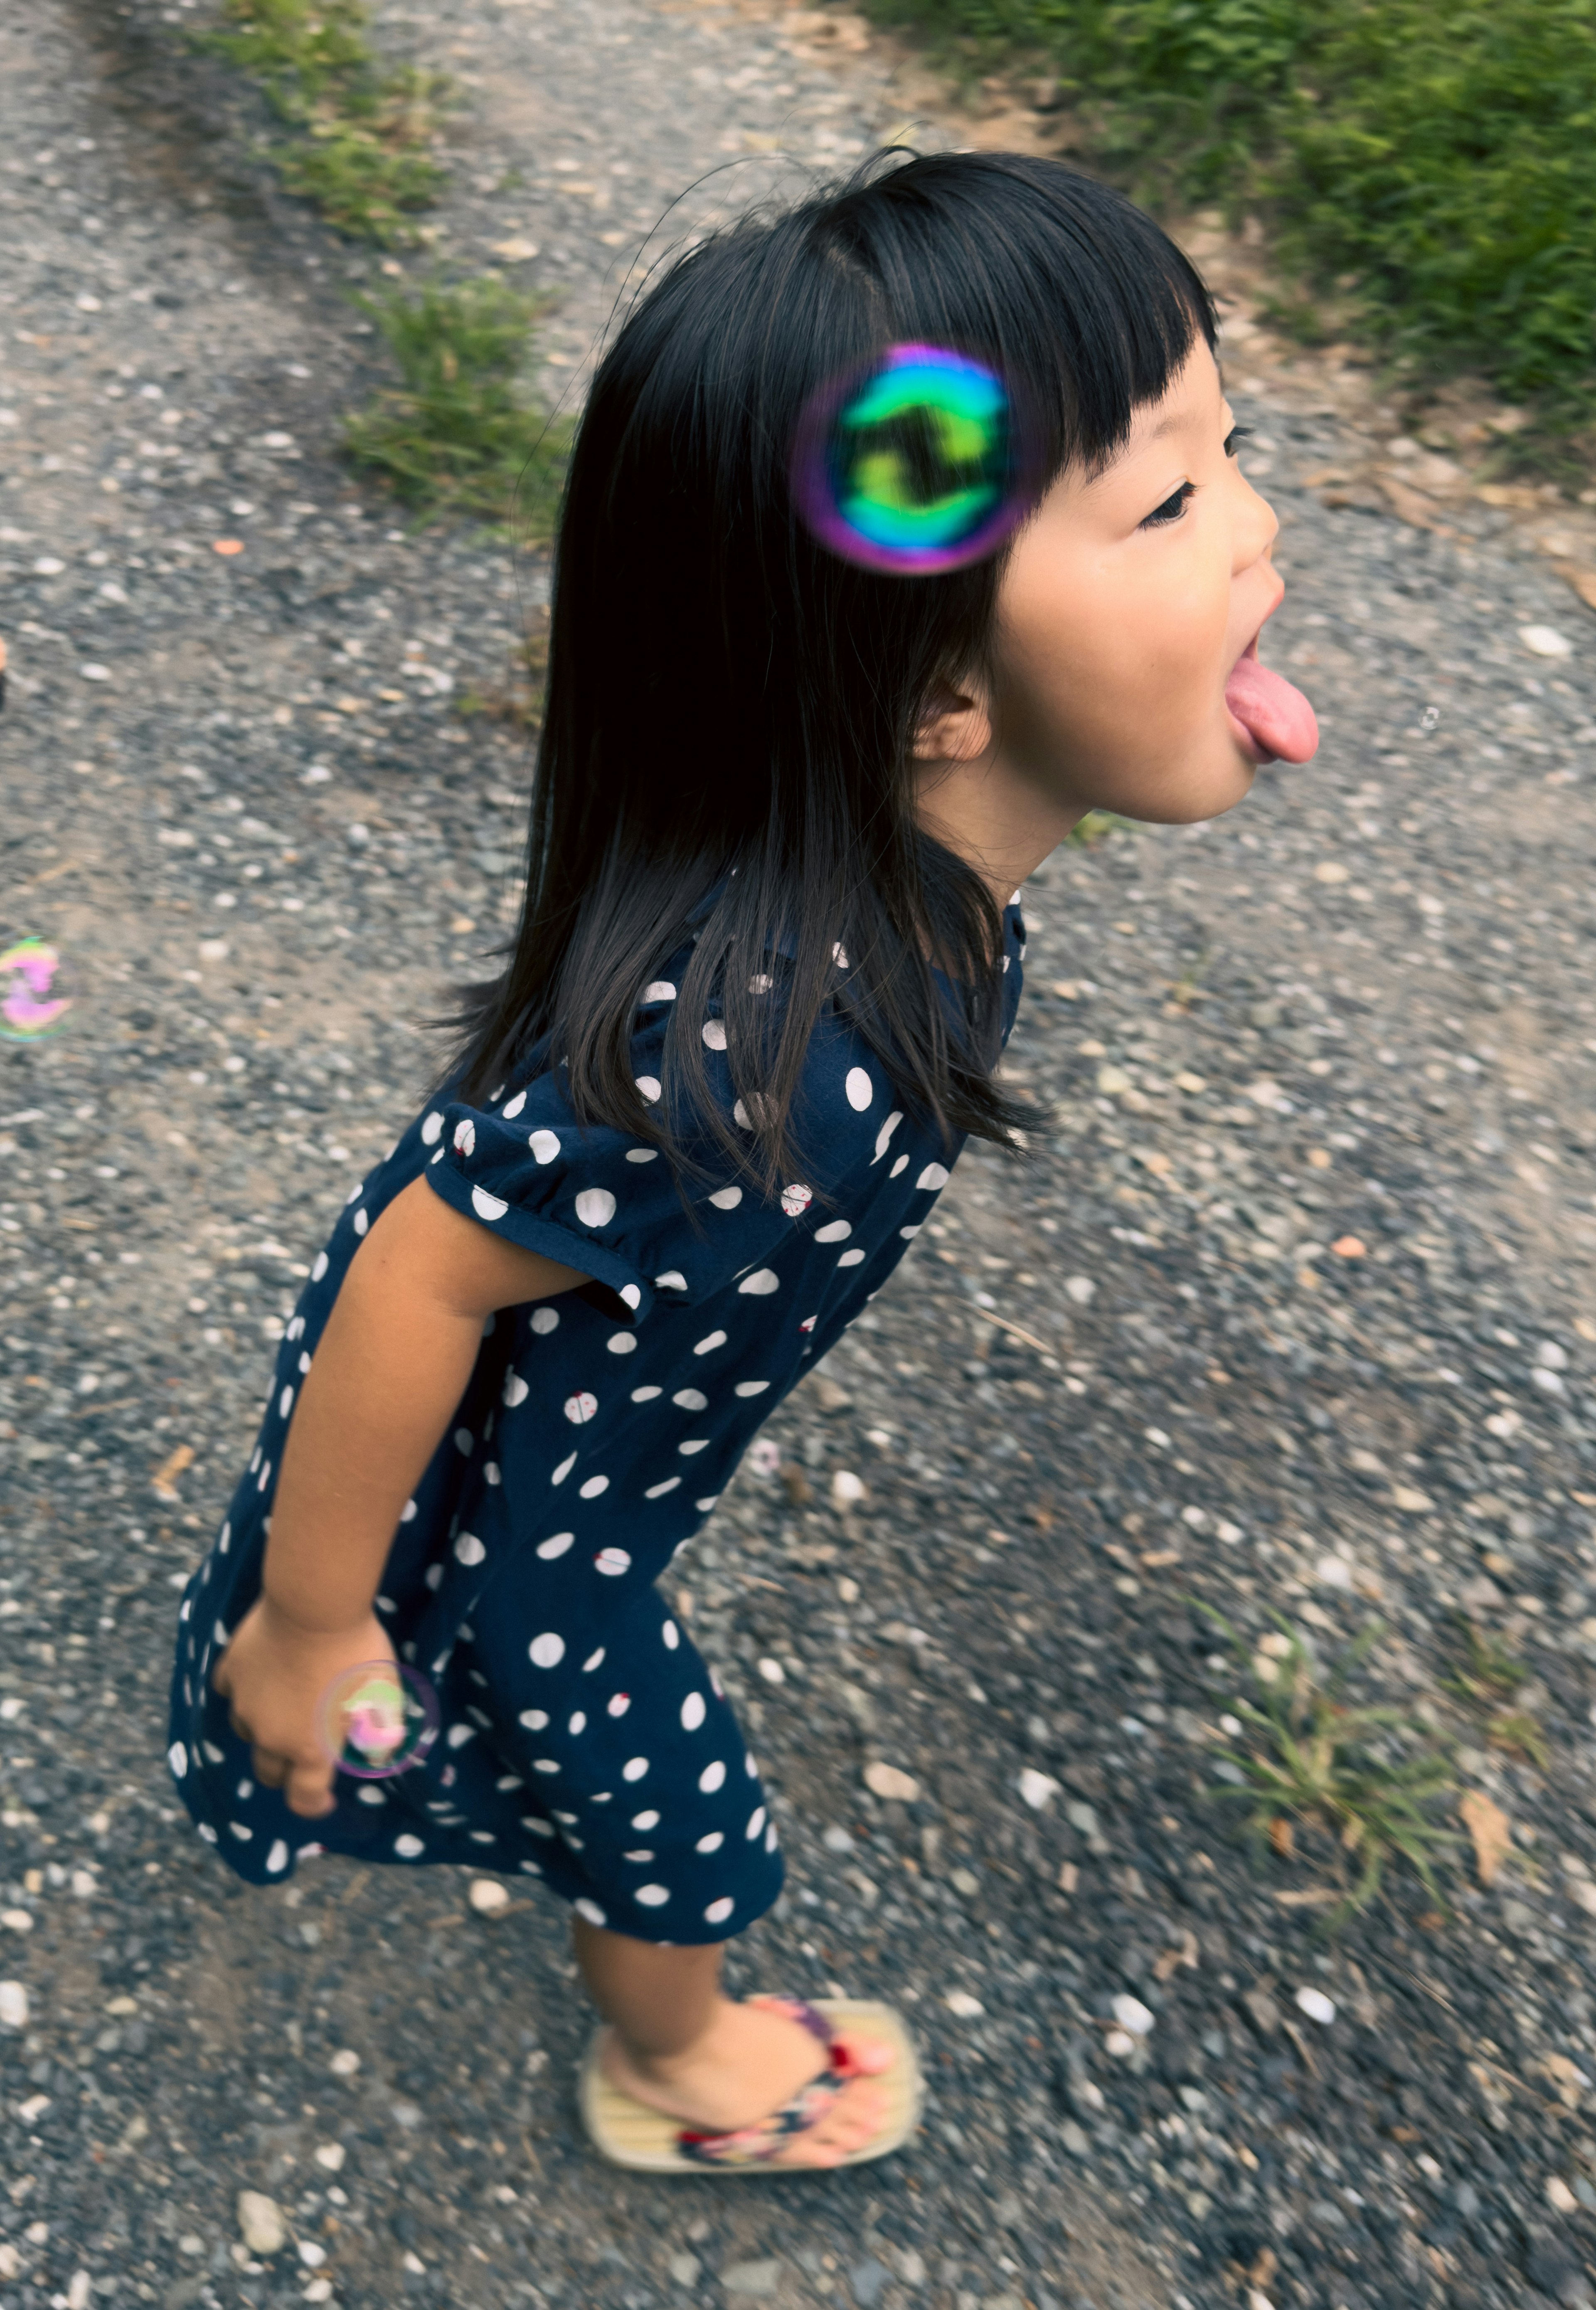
[1118,747,1257,827]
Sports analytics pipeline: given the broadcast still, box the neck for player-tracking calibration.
[914,753,1085,909]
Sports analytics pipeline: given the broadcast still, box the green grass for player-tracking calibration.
[1198,1605,1456,1930]
[341,278,571,534]
[859,0,1596,436]
[199,0,450,242]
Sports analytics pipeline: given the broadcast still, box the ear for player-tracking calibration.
[913,675,993,769]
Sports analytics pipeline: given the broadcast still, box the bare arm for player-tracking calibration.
[213,1175,589,1815]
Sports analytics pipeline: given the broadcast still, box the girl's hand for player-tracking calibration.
[211,1598,398,1819]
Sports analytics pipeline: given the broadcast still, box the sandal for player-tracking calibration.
[577,1994,923,2173]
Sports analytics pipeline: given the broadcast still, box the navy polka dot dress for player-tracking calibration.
[167,901,1025,1942]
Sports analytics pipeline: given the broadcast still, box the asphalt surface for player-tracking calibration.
[6,5,1596,2309]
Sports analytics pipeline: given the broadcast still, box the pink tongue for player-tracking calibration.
[1225,649,1319,764]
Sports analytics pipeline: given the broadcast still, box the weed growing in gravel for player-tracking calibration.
[1442,1617,1549,1768]
[1199,1606,1456,1930]
[199,0,449,242]
[1065,810,1125,846]
[342,279,571,534]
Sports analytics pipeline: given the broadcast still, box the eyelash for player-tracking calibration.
[1140,424,1255,528]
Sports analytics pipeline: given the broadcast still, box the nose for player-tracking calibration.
[1234,466,1281,576]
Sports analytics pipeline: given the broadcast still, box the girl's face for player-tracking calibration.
[916,339,1316,886]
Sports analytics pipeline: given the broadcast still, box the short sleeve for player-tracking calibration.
[421,1008,792,1322]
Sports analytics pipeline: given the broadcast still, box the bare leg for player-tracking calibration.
[572,1915,893,2167]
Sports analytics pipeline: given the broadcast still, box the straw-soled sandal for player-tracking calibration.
[578,1993,923,2172]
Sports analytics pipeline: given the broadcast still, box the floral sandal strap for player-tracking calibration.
[675,1996,849,2169]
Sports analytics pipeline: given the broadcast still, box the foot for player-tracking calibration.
[599,1995,894,2168]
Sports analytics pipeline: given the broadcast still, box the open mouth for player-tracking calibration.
[1224,629,1320,766]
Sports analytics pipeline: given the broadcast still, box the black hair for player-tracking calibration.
[450,150,1214,1185]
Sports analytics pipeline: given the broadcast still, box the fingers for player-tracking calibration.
[284,1756,338,1820]
[251,1746,288,1790]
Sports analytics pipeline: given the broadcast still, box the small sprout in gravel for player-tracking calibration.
[1443,1615,1549,1765]
[1064,809,1124,847]
[1199,1603,1456,1929]
[342,278,571,533]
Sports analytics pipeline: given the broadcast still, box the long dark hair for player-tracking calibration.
[450,150,1214,1185]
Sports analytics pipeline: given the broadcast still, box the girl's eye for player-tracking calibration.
[1141,481,1195,529]
[1224,424,1254,458]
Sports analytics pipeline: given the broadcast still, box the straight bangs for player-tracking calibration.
[449,151,1215,1188]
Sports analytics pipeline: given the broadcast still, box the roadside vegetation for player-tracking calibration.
[859,0,1596,441]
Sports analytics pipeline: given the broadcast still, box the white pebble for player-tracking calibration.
[313,2143,346,2172]
[1295,1986,1336,2025]
[297,2240,328,2268]
[1547,2175,1580,2214]
[0,1981,29,2030]
[1104,2028,1136,2058]
[1064,1275,1096,1305]
[863,1760,921,1803]
[1017,1768,1060,1811]
[468,1878,511,1916]
[1111,1994,1155,2037]
[1,1910,34,1934]
[831,1469,866,1509]
[756,1657,786,1684]
[328,2047,360,2076]
[236,2192,285,2256]
[944,1990,984,2018]
[1519,625,1573,658]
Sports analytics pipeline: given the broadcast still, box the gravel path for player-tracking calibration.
[7,5,1596,2310]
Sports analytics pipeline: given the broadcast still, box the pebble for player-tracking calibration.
[831,1468,867,1509]
[236,2192,285,2256]
[0,1910,34,1933]
[864,1761,920,1803]
[328,2048,361,2076]
[850,2259,890,2307]
[667,2253,700,2287]
[1111,1994,1155,2037]
[0,1982,29,2030]
[945,1991,985,2018]
[1520,625,1574,658]
[468,1877,511,1915]
[1017,1768,1060,1810]
[721,2260,783,2297]
[1295,1987,1336,2026]
[312,2143,346,2172]
[1547,2175,1580,2214]
[1064,1275,1096,1305]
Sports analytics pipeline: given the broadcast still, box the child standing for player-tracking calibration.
[170,150,1315,2172]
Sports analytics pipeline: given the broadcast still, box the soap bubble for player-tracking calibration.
[792,343,1031,575]
[315,1661,440,1780]
[0,939,71,1042]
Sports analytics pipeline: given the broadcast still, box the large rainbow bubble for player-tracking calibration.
[793,343,1027,575]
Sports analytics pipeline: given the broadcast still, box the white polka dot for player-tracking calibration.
[734,1379,771,1397]
[537,1532,574,1560]
[564,1390,599,1425]
[502,1090,527,1119]
[655,1270,687,1290]
[446,1723,475,1749]
[673,1387,708,1411]
[845,1066,873,1111]
[632,1810,660,1830]
[453,1118,477,1157]
[311,1251,329,1282]
[608,1692,631,1717]
[278,1384,294,1419]
[645,1476,680,1498]
[472,1187,510,1223]
[732,1099,752,1130]
[568,1711,586,1735]
[889,1153,909,1179]
[622,1757,650,1782]
[519,1709,549,1731]
[621,1285,641,1310]
[579,1474,610,1499]
[837,1248,866,1267]
[529,1633,566,1669]
[636,1883,670,1906]
[552,1451,576,1484]
[266,1839,290,1874]
[167,1741,187,1779]
[228,1822,254,1842]
[814,1219,852,1243]
[681,1692,707,1731]
[916,1162,951,1191]
[765,1822,778,1853]
[704,1897,735,1925]
[694,1330,727,1356]
[485,1460,502,1486]
[900,1223,921,1239]
[454,1532,486,1566]
[454,1427,474,1455]
[584,1647,606,1670]
[353,1208,369,1238]
[702,1019,727,1051]
[530,1129,562,1165]
[745,1806,766,1839]
[738,1268,779,1296]
[595,1547,631,1576]
[698,1760,727,1793]
[643,980,676,1002]
[608,1332,638,1354]
[632,1384,663,1402]
[394,1835,425,1858]
[502,1373,530,1411]
[781,1182,813,1217]
[530,1307,559,1335]
[575,1187,616,1229]
[695,1831,725,1854]
[663,1620,680,1650]
[708,1185,741,1210]
[695,1495,719,1512]
[533,1758,559,1775]
[425,1563,443,1590]
[575,1898,607,1926]
[627,1148,659,1164]
[679,1438,709,1456]
[420,1112,444,1145]
[872,1111,903,1161]
[635,1076,662,1104]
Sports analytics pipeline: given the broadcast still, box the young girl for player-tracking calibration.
[168,150,1316,2174]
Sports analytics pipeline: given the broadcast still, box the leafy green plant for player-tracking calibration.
[859,0,1596,436]
[1197,1604,1456,1928]
[1065,810,1126,846]
[1442,1617,1549,1767]
[199,0,449,242]
[341,278,571,533]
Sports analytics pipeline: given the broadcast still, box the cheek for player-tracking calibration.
[1004,554,1229,746]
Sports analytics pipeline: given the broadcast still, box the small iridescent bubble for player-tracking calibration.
[316,1661,440,1780]
[793,343,1028,575]
[0,939,71,1043]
